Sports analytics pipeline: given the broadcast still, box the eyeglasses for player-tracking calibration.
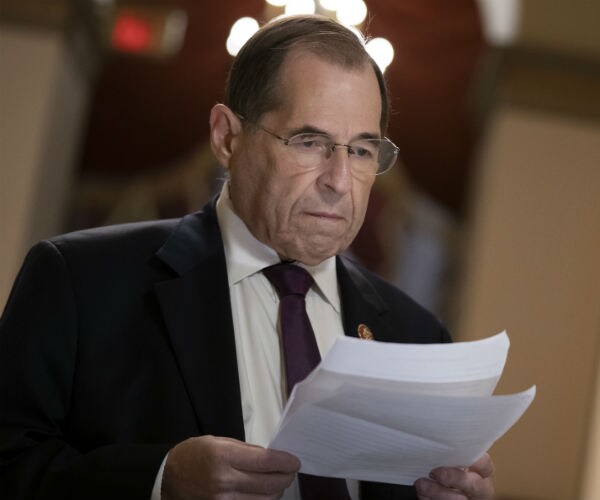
[241,118,399,176]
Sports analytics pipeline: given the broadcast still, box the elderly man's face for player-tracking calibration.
[227,51,382,265]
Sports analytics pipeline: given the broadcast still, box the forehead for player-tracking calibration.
[267,51,382,135]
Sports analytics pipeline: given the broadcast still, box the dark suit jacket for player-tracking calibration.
[0,200,450,499]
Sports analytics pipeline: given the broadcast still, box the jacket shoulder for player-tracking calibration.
[50,218,180,254]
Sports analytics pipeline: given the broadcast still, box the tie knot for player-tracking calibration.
[263,263,314,299]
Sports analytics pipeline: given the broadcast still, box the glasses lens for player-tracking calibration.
[287,134,329,154]
[351,138,399,175]
[285,134,330,169]
[376,138,399,174]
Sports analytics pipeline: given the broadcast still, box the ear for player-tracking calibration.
[209,104,243,169]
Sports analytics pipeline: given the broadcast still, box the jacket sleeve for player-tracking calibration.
[0,241,169,498]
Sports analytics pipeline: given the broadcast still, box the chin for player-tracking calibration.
[295,245,342,266]
[277,232,349,265]
[295,255,329,266]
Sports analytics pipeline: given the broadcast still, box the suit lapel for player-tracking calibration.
[153,203,245,441]
[337,256,391,342]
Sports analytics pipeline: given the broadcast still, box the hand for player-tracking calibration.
[414,453,495,500]
[161,435,301,500]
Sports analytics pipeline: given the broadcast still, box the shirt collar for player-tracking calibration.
[215,182,341,312]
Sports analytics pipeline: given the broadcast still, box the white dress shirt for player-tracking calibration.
[153,183,358,499]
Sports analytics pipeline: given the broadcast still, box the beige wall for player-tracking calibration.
[520,0,600,58]
[582,356,600,500]
[456,106,600,499]
[0,25,89,311]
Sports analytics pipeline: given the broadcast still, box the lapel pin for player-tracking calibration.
[357,324,374,340]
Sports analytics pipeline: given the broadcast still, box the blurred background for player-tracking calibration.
[0,0,599,498]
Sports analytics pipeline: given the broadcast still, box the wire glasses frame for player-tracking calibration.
[239,116,399,176]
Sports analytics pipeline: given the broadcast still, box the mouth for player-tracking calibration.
[305,211,345,221]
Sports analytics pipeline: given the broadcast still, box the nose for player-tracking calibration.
[317,146,353,195]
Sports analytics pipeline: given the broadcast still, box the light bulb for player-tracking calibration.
[365,37,394,73]
[284,0,316,15]
[336,0,367,26]
[226,17,259,56]
[319,0,339,11]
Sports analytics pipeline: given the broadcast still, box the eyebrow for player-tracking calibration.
[286,124,381,141]
[286,125,329,137]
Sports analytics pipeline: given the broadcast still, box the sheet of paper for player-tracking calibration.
[268,331,536,485]
[320,330,510,387]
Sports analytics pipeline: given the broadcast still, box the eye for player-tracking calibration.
[288,134,329,153]
[351,147,372,159]
[349,140,379,160]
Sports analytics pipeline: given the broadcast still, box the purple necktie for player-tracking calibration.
[263,263,351,500]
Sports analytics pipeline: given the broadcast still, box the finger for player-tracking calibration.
[231,469,297,495]
[229,444,301,474]
[220,441,299,495]
[414,477,467,500]
[427,466,494,499]
[467,453,495,479]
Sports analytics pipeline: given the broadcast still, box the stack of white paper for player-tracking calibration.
[268,331,535,485]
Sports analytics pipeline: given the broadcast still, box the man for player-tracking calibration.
[0,15,494,500]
